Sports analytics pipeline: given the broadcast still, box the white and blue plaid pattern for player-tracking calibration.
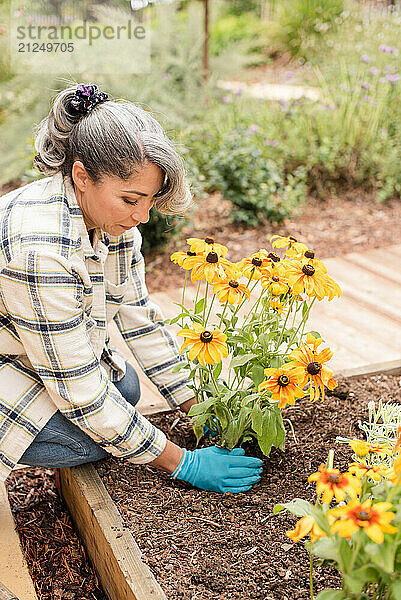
[0,173,192,481]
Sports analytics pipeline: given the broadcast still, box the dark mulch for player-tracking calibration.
[6,468,106,600]
[97,373,401,600]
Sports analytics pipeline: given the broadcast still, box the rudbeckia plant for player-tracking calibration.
[169,235,341,456]
[275,413,401,600]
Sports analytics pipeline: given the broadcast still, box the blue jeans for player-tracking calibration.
[19,363,141,468]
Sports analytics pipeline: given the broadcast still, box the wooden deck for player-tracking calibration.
[110,244,401,415]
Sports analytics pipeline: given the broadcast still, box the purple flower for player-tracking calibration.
[222,95,232,104]
[361,82,371,90]
[388,46,398,55]
[361,54,370,63]
[249,124,259,133]
[370,66,380,75]
[379,77,387,83]
[265,139,279,147]
[234,88,243,96]
[363,95,370,102]
[387,73,400,83]
[162,72,170,79]
[379,44,390,53]
[284,70,295,79]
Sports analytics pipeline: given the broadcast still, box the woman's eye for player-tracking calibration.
[123,198,138,206]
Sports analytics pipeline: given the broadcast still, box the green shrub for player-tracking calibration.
[138,211,186,256]
[210,12,267,56]
[185,124,306,226]
[224,0,263,17]
[268,0,344,60]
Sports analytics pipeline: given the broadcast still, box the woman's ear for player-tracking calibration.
[71,160,90,192]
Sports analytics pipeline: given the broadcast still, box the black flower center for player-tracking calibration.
[268,252,280,262]
[302,264,315,276]
[252,258,262,267]
[307,362,321,375]
[187,251,196,256]
[305,250,315,259]
[356,510,370,522]
[200,330,213,343]
[327,473,341,484]
[205,237,214,244]
[229,280,239,288]
[272,276,279,282]
[278,375,290,387]
[206,252,219,264]
[289,236,297,243]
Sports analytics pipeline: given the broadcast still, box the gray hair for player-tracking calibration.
[33,86,192,215]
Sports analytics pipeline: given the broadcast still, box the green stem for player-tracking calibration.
[205,293,215,327]
[202,282,209,326]
[218,301,229,329]
[275,296,295,350]
[231,279,259,322]
[194,280,201,308]
[181,271,188,327]
[309,550,314,600]
[208,364,219,397]
[285,297,316,353]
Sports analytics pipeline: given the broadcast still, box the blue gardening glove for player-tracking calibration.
[171,447,263,494]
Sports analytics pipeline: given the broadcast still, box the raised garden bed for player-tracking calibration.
[82,371,401,600]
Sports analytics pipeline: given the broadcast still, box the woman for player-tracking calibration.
[0,84,262,493]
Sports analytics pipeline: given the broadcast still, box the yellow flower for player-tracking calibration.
[189,252,234,284]
[286,333,337,402]
[285,259,342,301]
[170,250,199,267]
[213,277,250,305]
[238,250,271,280]
[300,250,327,273]
[270,298,287,314]
[186,237,228,257]
[260,266,289,296]
[286,515,326,544]
[349,439,393,459]
[308,465,361,503]
[258,366,305,408]
[178,322,228,366]
[329,499,397,544]
[348,462,389,482]
[270,235,309,258]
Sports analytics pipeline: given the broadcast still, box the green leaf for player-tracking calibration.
[251,404,264,436]
[188,397,215,416]
[391,581,401,600]
[229,353,258,370]
[311,537,338,561]
[258,410,274,455]
[365,540,396,574]
[195,298,205,314]
[273,498,315,517]
[342,565,378,596]
[172,362,189,373]
[250,364,265,388]
[316,590,347,600]
[213,361,222,379]
[214,404,231,430]
[306,330,323,341]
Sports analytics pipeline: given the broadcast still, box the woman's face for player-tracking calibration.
[72,160,165,236]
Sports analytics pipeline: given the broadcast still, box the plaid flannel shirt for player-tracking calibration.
[0,173,193,481]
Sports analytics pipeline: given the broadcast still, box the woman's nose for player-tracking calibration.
[133,208,151,224]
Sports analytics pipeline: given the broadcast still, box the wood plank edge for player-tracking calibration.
[336,359,401,379]
[59,465,167,600]
[0,582,21,600]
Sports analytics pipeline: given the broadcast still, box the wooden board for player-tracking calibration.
[59,465,167,600]
[0,483,38,600]
[0,582,21,600]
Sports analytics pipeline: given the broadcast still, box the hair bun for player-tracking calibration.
[68,83,109,116]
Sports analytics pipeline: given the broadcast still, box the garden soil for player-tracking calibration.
[97,373,401,600]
